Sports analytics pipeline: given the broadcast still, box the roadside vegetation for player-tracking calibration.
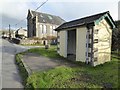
[20,43,44,46]
[25,55,119,88]
[113,21,120,51]
[15,45,119,89]
[27,45,62,59]
[15,54,29,85]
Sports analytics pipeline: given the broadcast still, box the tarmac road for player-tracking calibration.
[0,38,43,89]
[1,38,24,89]
[1,38,42,89]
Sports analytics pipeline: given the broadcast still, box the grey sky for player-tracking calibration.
[0,0,119,30]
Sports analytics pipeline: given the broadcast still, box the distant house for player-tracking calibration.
[1,30,15,38]
[11,30,16,38]
[27,9,65,43]
[15,27,27,39]
[55,11,116,66]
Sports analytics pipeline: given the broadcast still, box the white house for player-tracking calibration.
[55,11,116,66]
[15,27,27,38]
[27,9,65,39]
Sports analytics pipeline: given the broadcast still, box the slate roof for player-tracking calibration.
[31,10,65,25]
[55,11,115,31]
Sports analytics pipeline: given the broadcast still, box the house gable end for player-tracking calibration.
[27,9,33,19]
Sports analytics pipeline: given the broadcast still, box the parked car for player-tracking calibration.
[2,36,8,39]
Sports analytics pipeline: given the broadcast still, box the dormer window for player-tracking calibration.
[43,19,45,22]
[40,14,43,17]
[48,15,53,20]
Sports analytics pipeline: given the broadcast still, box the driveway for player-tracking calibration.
[22,52,76,73]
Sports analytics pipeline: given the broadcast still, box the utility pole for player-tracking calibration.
[9,24,11,40]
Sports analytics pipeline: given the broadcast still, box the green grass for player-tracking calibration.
[15,54,29,85]
[26,57,119,88]
[21,43,44,46]
[24,47,120,89]
[25,66,74,88]
[27,45,62,59]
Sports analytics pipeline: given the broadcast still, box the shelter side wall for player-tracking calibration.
[93,19,112,66]
[58,31,67,58]
[76,27,87,62]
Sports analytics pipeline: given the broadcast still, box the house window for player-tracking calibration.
[53,26,56,29]
[94,57,98,61]
[51,26,53,34]
[50,26,52,34]
[94,39,98,43]
[53,30,56,34]
[40,25,43,34]
[53,26,56,34]
[43,25,47,34]
[94,29,99,34]
[43,19,45,22]
[40,14,43,17]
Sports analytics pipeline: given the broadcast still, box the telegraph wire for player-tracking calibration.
[11,17,27,27]
[35,0,48,11]
[10,0,48,28]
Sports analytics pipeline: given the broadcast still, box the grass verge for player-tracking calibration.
[16,46,120,89]
[15,53,29,86]
[20,43,44,46]
[25,47,120,88]
[25,56,119,88]
[27,45,62,59]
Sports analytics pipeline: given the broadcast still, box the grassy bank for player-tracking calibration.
[16,46,120,89]
[25,47,119,88]
[25,57,119,88]
[21,43,44,46]
[15,54,29,86]
[27,45,62,59]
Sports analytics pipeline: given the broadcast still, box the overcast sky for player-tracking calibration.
[0,0,119,30]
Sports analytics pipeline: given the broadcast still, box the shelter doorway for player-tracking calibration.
[67,29,76,61]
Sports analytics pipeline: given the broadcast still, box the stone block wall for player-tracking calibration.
[20,39,42,45]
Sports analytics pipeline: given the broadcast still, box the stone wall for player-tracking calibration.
[20,39,42,45]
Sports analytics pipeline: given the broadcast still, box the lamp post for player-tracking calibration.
[9,24,11,40]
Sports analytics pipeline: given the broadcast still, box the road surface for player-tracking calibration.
[1,38,42,89]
